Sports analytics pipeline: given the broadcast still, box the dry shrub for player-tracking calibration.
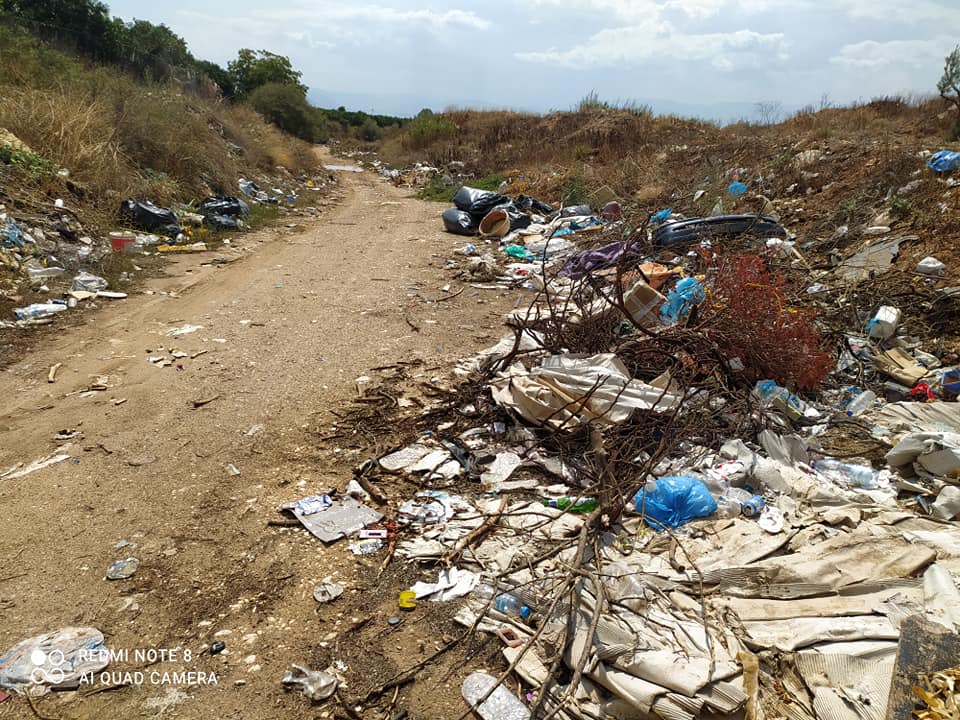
[0,85,131,194]
[704,254,833,390]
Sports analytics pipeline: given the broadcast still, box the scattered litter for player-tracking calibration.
[312,583,344,604]
[281,663,337,701]
[281,496,383,543]
[0,627,109,694]
[106,557,139,580]
[410,567,478,601]
[1,452,70,480]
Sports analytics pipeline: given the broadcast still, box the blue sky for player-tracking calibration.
[106,0,960,122]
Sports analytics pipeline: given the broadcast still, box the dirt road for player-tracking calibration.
[0,160,515,718]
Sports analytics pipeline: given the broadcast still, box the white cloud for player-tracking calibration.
[523,0,776,21]
[324,6,490,31]
[831,0,960,26]
[517,23,786,69]
[830,37,956,69]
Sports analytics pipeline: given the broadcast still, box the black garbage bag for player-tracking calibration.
[200,196,250,218]
[514,195,555,215]
[654,214,787,247]
[442,207,478,236]
[493,202,533,231]
[203,214,240,230]
[119,199,181,237]
[453,186,509,220]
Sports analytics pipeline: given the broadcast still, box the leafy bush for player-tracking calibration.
[248,82,324,143]
[401,110,458,150]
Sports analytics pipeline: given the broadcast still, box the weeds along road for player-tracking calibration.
[0,156,516,719]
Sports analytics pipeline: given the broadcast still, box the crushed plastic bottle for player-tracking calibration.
[14,303,68,321]
[461,671,531,720]
[845,390,876,417]
[811,458,879,490]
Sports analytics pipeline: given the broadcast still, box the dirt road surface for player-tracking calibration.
[0,159,517,718]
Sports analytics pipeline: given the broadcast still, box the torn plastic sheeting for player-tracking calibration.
[490,354,681,431]
[708,532,937,598]
[398,490,469,525]
[923,563,960,631]
[575,582,742,698]
[0,627,109,694]
[378,444,433,471]
[479,451,524,491]
[931,485,960,520]
[281,497,382,543]
[455,330,545,376]
[633,476,718,530]
[410,567,478,601]
[874,401,960,435]
[741,615,900,652]
[884,431,960,479]
[716,587,922,621]
[834,236,906,282]
[794,653,892,720]
[281,663,337,701]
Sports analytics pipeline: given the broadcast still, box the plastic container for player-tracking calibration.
[867,306,901,341]
[715,497,741,519]
[109,231,137,253]
[26,266,66,281]
[14,303,68,321]
[753,380,807,420]
[494,593,530,620]
[543,497,596,513]
[811,458,879,490]
[845,389,876,417]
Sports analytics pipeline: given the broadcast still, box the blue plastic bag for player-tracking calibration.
[660,277,705,324]
[727,181,748,197]
[651,208,672,224]
[633,476,718,530]
[927,150,960,174]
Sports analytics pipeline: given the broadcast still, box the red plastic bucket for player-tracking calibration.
[110,232,136,253]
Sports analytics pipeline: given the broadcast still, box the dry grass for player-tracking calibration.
[0,24,317,215]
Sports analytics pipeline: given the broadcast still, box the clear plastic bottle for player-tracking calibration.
[14,303,68,321]
[845,390,876,417]
[494,593,531,620]
[811,458,879,489]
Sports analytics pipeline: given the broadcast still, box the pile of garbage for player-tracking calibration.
[316,179,960,718]
[1,171,336,329]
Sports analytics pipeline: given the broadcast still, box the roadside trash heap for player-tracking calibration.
[318,187,960,719]
[2,171,334,330]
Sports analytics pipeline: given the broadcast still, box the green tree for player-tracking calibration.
[937,45,960,138]
[229,49,305,99]
[359,117,382,141]
[194,59,236,99]
[115,19,192,82]
[0,0,121,62]
[248,82,322,141]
